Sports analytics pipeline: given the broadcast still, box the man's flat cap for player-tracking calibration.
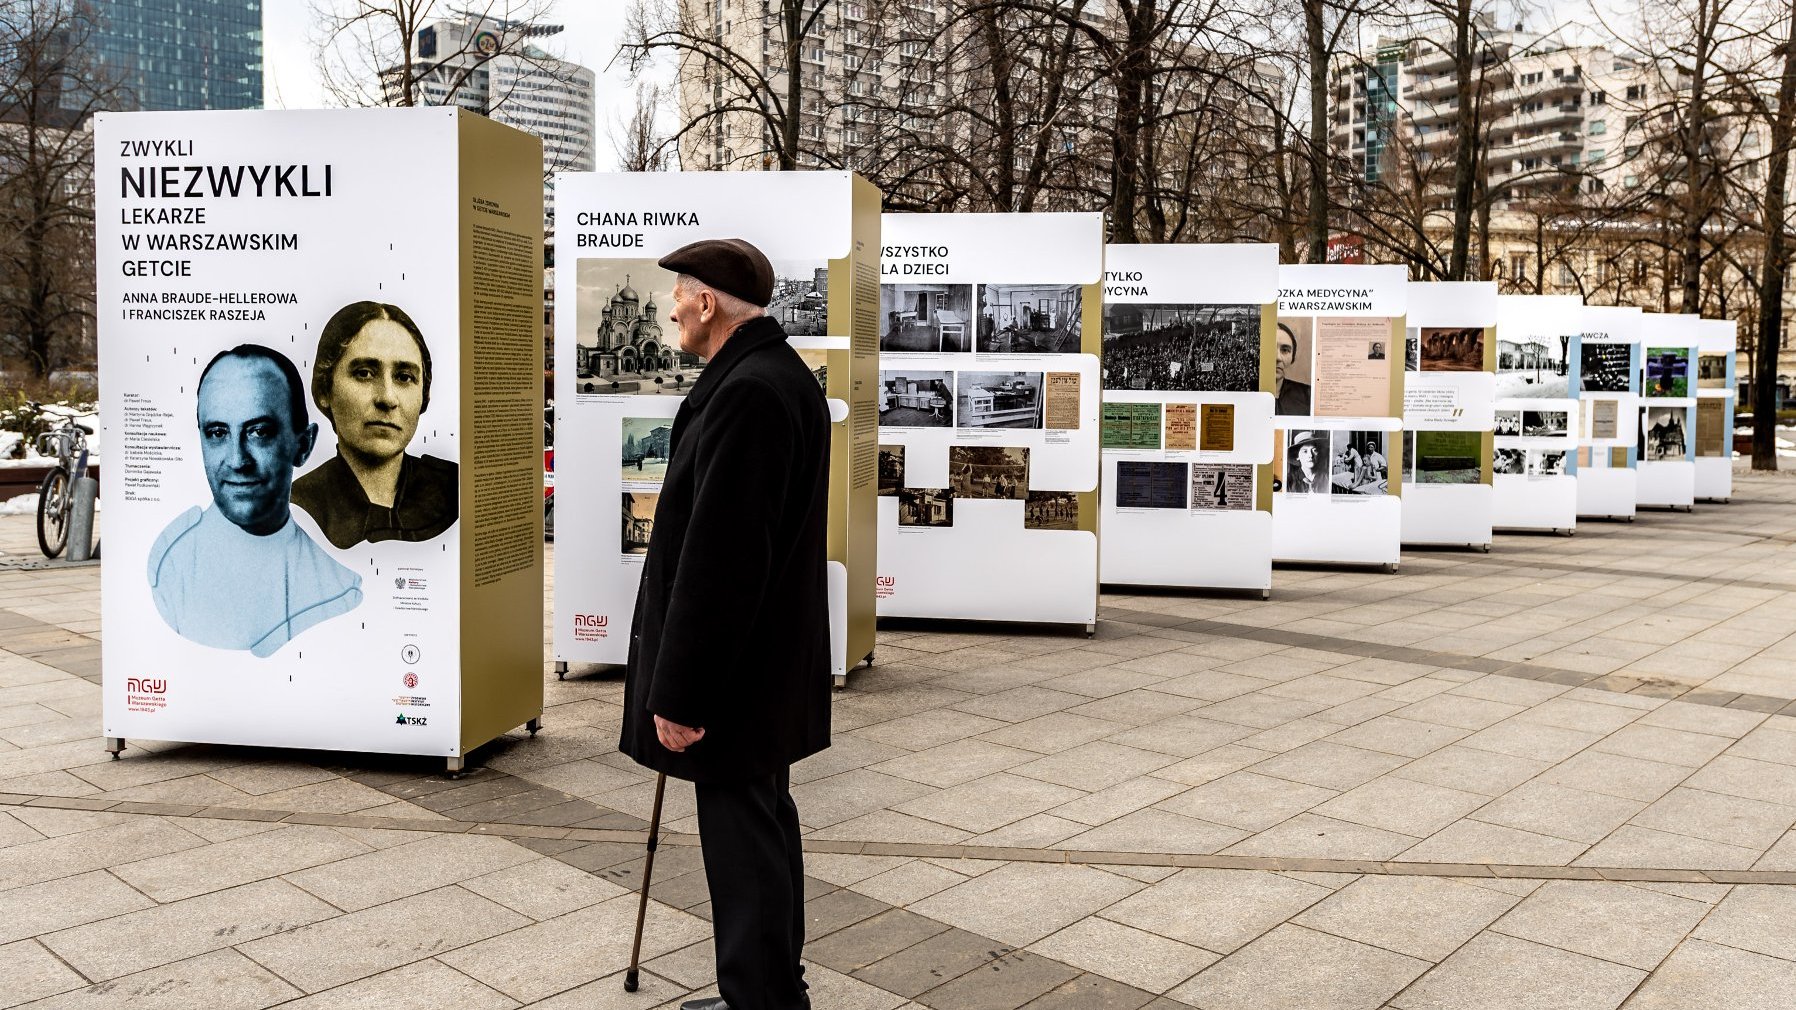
[658,238,775,308]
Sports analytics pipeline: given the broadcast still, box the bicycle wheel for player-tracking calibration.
[36,466,69,558]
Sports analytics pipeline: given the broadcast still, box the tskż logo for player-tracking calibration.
[125,677,169,713]
[395,713,428,727]
[572,613,609,642]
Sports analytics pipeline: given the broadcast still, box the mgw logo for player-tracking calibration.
[126,678,167,694]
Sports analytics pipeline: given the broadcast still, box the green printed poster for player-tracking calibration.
[1101,401,1162,450]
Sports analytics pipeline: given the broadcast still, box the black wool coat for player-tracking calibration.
[619,316,832,783]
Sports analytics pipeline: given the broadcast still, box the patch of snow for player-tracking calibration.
[0,494,39,516]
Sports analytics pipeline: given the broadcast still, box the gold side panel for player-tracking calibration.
[826,174,882,671]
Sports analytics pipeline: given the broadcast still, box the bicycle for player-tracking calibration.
[31,402,94,558]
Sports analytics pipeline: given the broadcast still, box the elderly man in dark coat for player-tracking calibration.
[619,238,831,1010]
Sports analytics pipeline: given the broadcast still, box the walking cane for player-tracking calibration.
[624,772,667,993]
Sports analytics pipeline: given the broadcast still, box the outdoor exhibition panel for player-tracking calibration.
[1097,244,1277,594]
[1695,319,1738,502]
[96,108,544,769]
[1637,314,1699,511]
[551,172,881,686]
[1573,305,1643,521]
[1271,264,1407,571]
[877,213,1103,628]
[1493,295,1581,534]
[1400,282,1497,550]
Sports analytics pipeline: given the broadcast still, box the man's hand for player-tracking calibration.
[654,714,706,753]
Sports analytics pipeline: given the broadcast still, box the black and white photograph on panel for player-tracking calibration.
[881,283,975,353]
[1101,303,1260,392]
[1283,429,1332,495]
[574,259,699,395]
[1190,463,1254,511]
[1420,327,1485,371]
[1497,330,1571,397]
[1528,449,1568,476]
[793,347,828,393]
[621,417,674,481]
[1641,406,1688,461]
[880,371,954,427]
[956,371,1044,429]
[897,488,954,527]
[878,445,905,496]
[1331,430,1389,495]
[1273,317,1313,416]
[1522,409,1570,437]
[1581,343,1633,392]
[1414,430,1483,484]
[768,260,830,336]
[1025,491,1079,530]
[978,284,1083,353]
[949,445,1030,500]
[1494,447,1526,475]
[1698,352,1728,389]
[1115,461,1188,509]
[622,492,659,555]
[1494,410,1521,436]
[1404,329,1420,372]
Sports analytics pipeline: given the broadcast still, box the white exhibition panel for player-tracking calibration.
[1098,243,1278,591]
[1695,459,1732,502]
[1637,314,1699,510]
[1494,295,1581,532]
[1402,282,1496,548]
[97,110,469,756]
[878,212,1104,625]
[1576,467,1637,520]
[1695,319,1737,502]
[551,172,858,664]
[1574,305,1643,519]
[1273,264,1407,567]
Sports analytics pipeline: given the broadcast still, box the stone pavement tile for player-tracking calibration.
[1592,724,1733,768]
[909,863,1143,948]
[1018,973,1159,1010]
[1459,720,1602,763]
[1029,918,1218,994]
[952,688,1089,725]
[1235,718,1341,754]
[1724,724,1796,766]
[856,711,1011,752]
[1314,777,1488,838]
[801,853,912,888]
[44,877,338,982]
[1323,657,1440,687]
[870,740,1040,789]
[1293,875,1520,962]
[284,831,537,912]
[1390,745,1552,797]
[1389,932,1644,1010]
[806,907,950,975]
[852,926,1010,998]
[1621,937,1796,1010]
[274,959,519,1010]
[19,948,301,1010]
[1150,670,1278,703]
[1262,674,1386,707]
[798,963,910,1010]
[1101,868,1333,954]
[461,855,629,921]
[1060,808,1247,855]
[243,885,531,993]
[1752,830,1796,870]
[912,948,1080,1010]
[205,762,341,797]
[968,813,1087,848]
[1050,776,1190,827]
[1154,771,1335,832]
[111,823,371,902]
[788,738,908,787]
[807,886,891,939]
[1637,700,1768,737]
[1103,715,1260,759]
[1390,694,1527,731]
[1247,741,1409,791]
[1181,693,1327,730]
[0,816,202,890]
[535,968,693,1010]
[1169,923,1429,1010]
[1225,813,1421,861]
[1535,750,1692,804]
[1312,697,1406,727]
[850,860,970,906]
[1039,668,1171,699]
[1690,885,1796,961]
[0,810,39,848]
[1150,745,1280,787]
[1471,782,1647,845]
[975,712,1132,756]
[640,938,714,988]
[1449,675,1570,707]
[1683,754,1796,807]
[1573,826,1760,871]
[1630,787,1796,849]
[1399,820,1588,867]
[809,810,974,845]
[0,938,86,1008]
[1375,679,1459,704]
[793,770,935,830]
[510,758,646,799]
[892,774,1083,835]
[0,870,153,946]
[1324,716,1471,758]
[1065,690,1207,727]
[1515,696,1647,735]
[1008,742,1178,792]
[180,816,288,843]
[0,771,96,799]
[1490,880,1711,970]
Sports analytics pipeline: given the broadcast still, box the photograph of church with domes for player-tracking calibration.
[573,259,699,396]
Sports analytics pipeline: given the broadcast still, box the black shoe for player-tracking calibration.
[680,1000,728,1010]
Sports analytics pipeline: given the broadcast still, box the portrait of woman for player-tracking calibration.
[1284,430,1330,495]
[292,301,458,549]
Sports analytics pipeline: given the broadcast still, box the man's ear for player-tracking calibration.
[294,422,318,467]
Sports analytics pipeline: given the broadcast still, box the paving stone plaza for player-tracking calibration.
[2,471,1795,1009]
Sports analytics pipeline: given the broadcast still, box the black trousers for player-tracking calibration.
[694,766,807,1010]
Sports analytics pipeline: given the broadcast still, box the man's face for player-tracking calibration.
[1276,329,1297,384]
[326,320,424,463]
[667,278,712,357]
[198,356,313,534]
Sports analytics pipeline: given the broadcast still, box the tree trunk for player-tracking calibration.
[1679,0,1715,312]
[1304,0,1329,262]
[1447,0,1477,279]
[1753,9,1796,470]
[781,1,802,170]
[1110,2,1154,243]
[977,9,1017,211]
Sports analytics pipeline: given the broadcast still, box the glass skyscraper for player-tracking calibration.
[89,0,263,111]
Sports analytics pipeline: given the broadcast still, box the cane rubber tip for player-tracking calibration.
[624,970,639,993]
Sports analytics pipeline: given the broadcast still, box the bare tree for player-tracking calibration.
[611,81,671,171]
[1750,3,1795,468]
[0,0,121,378]
[312,0,563,110]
